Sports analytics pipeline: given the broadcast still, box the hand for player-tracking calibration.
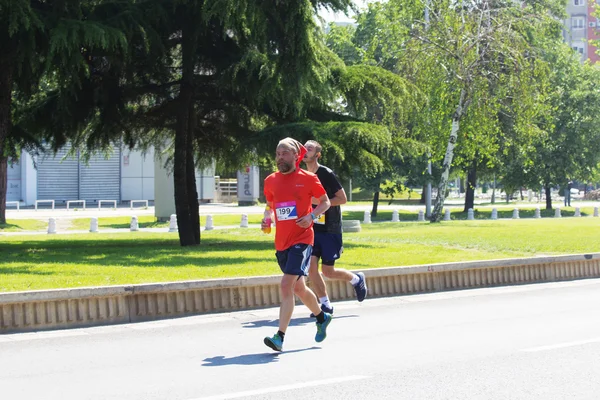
[261,218,271,230]
[295,215,313,228]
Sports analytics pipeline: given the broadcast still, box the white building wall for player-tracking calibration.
[21,152,37,205]
[6,158,21,202]
[121,148,155,201]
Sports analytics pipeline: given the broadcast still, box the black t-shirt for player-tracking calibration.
[313,165,343,234]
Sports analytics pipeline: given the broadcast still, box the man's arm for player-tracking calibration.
[296,194,330,228]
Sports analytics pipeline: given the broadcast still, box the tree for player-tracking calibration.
[405,0,564,221]
[0,0,128,224]
[19,0,358,246]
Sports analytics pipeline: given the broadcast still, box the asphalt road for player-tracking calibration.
[1,279,600,399]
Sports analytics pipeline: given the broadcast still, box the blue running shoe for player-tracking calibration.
[310,303,334,318]
[315,313,332,343]
[264,333,283,352]
[354,272,367,302]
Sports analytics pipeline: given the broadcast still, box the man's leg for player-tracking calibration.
[322,263,367,302]
[278,273,299,333]
[293,276,321,316]
[264,273,298,352]
[308,255,333,314]
[294,277,332,343]
[308,256,328,299]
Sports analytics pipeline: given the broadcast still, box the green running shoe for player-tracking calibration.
[315,313,332,343]
[264,333,283,352]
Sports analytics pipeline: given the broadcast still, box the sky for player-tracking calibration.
[318,0,373,24]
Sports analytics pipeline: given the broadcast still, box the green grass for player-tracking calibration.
[0,219,49,232]
[1,218,600,292]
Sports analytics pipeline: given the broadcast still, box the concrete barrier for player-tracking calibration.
[1,253,599,334]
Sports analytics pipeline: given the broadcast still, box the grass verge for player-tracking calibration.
[1,218,599,292]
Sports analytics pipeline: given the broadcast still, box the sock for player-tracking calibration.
[315,312,326,324]
[320,296,331,309]
[350,274,360,286]
[277,330,285,341]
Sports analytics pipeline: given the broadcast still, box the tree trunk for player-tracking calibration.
[186,132,200,244]
[371,191,380,218]
[419,184,426,204]
[463,163,476,212]
[491,175,496,204]
[174,21,198,246]
[0,50,14,225]
[431,89,465,222]
[371,175,381,217]
[544,184,552,210]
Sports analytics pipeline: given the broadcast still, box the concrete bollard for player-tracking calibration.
[467,208,474,220]
[574,207,581,217]
[444,209,451,221]
[90,217,99,233]
[47,218,57,234]
[240,214,249,228]
[534,208,541,219]
[205,215,214,230]
[491,208,498,220]
[392,210,400,222]
[595,207,599,217]
[168,214,178,232]
[363,211,371,224]
[555,208,561,218]
[418,210,425,222]
[130,216,139,231]
[512,208,519,219]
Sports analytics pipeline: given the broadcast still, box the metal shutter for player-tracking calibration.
[37,147,79,202]
[79,150,121,203]
[6,158,21,201]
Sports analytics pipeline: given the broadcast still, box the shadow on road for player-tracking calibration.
[241,315,359,329]
[202,347,320,366]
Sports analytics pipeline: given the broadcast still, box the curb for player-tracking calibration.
[1,253,600,333]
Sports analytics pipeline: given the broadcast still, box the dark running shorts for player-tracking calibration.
[311,232,343,265]
[276,243,313,276]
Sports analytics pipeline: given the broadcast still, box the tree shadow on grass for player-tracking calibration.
[0,238,376,271]
[0,266,54,276]
[202,346,320,366]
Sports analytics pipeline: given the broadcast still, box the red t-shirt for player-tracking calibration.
[264,169,327,251]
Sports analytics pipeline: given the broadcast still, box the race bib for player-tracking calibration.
[275,201,298,221]
[314,213,325,225]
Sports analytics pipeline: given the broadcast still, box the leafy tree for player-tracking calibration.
[0,0,129,224]
[405,0,565,221]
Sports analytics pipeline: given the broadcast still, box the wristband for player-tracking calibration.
[310,212,318,221]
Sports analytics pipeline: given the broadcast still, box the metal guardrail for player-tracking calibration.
[35,200,55,210]
[5,201,19,210]
[130,200,148,209]
[98,200,117,210]
[1,253,599,333]
[66,200,86,210]
[214,176,237,203]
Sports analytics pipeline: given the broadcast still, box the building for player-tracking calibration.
[7,147,216,207]
[564,0,600,63]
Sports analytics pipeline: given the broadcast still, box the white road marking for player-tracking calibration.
[522,338,600,353]
[191,375,370,400]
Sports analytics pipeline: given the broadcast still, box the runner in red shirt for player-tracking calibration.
[262,137,332,352]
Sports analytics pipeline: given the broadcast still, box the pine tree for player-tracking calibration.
[0,0,128,224]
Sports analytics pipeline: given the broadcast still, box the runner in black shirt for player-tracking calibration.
[303,140,367,315]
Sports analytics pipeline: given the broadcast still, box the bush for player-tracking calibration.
[584,189,600,201]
